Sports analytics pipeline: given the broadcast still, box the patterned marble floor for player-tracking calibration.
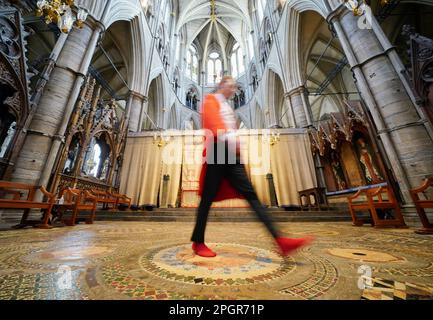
[0,221,432,300]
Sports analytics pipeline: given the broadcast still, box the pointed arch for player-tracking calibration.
[143,74,164,130]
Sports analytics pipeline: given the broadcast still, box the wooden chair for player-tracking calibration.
[348,186,407,228]
[57,188,97,226]
[0,181,56,229]
[90,189,117,210]
[409,177,433,234]
[108,191,131,209]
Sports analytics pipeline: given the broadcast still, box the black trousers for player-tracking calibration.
[191,143,280,243]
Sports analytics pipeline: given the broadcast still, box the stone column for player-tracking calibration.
[4,32,69,179]
[11,20,104,187]
[30,32,69,106]
[267,75,278,128]
[370,17,433,140]
[328,6,433,203]
[283,93,296,128]
[126,91,147,132]
[138,98,150,131]
[287,86,312,128]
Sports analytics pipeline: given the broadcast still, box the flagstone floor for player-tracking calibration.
[0,221,432,300]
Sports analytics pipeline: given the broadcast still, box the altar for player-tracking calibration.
[120,129,317,208]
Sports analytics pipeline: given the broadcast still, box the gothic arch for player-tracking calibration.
[75,0,141,29]
[73,2,146,96]
[91,20,133,101]
[264,69,286,127]
[283,3,329,91]
[285,0,328,17]
[143,74,165,130]
[299,10,357,122]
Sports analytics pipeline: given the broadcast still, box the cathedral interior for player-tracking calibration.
[0,0,433,301]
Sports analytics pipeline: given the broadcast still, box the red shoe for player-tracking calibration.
[275,236,314,256]
[192,242,217,257]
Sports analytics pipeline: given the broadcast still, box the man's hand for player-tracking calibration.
[226,133,240,156]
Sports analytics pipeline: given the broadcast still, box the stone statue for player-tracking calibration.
[240,90,245,106]
[356,137,383,184]
[63,142,79,174]
[100,156,111,180]
[330,152,346,191]
[192,95,198,111]
[186,91,192,107]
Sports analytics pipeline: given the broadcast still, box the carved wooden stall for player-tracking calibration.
[309,101,408,226]
[309,101,388,194]
[403,25,433,128]
[50,76,128,195]
[0,7,31,179]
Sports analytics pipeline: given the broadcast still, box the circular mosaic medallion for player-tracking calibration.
[327,248,402,262]
[139,243,295,286]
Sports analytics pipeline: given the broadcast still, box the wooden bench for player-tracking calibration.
[109,192,132,209]
[410,177,433,234]
[348,186,407,228]
[0,181,55,229]
[90,189,117,210]
[56,188,97,226]
[298,187,329,211]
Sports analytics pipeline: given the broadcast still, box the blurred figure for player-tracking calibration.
[191,76,313,258]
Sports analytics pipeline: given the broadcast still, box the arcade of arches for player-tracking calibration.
[0,0,433,301]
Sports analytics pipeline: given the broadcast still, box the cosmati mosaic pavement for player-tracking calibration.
[0,221,432,300]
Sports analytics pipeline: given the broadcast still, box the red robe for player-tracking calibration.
[198,94,243,202]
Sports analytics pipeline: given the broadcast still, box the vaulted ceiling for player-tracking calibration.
[300,10,358,122]
[176,0,251,57]
[91,21,131,100]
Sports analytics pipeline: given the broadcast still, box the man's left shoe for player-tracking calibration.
[275,236,314,256]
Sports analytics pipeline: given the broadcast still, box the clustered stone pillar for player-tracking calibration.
[138,97,150,131]
[11,20,104,188]
[327,4,433,203]
[126,91,147,132]
[282,93,296,128]
[287,86,312,128]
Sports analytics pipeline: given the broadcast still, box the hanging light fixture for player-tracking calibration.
[153,132,171,148]
[344,0,367,16]
[36,0,89,33]
[263,131,280,146]
[344,0,390,16]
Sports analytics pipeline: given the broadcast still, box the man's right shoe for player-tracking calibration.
[192,242,217,257]
[275,236,314,256]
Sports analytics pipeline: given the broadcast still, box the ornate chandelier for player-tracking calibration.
[153,132,172,148]
[36,0,89,33]
[263,131,281,146]
[344,0,390,16]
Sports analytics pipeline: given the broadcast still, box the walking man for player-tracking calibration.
[191,76,313,257]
